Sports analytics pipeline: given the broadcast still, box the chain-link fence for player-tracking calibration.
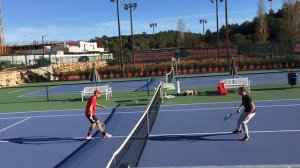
[0,53,114,66]
[238,43,300,58]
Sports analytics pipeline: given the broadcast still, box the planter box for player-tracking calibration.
[68,75,80,80]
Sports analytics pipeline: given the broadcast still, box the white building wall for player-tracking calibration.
[79,41,104,52]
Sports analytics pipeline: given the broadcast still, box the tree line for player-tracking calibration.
[90,0,300,53]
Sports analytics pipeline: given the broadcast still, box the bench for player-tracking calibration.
[220,77,251,92]
[81,85,112,101]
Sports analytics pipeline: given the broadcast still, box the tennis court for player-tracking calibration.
[13,71,300,98]
[19,79,157,97]
[0,71,300,167]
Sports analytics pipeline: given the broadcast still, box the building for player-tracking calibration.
[0,41,113,65]
[28,40,106,55]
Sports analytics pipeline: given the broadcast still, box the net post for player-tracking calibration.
[176,80,181,94]
[165,73,168,83]
[147,79,150,96]
[146,109,150,135]
[46,85,50,102]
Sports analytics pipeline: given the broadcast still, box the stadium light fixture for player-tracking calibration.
[199,19,208,36]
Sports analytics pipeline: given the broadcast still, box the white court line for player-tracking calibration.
[1,103,300,120]
[8,89,25,94]
[161,98,300,107]
[1,98,300,115]
[17,85,61,97]
[0,135,128,143]
[1,130,299,143]
[0,104,149,115]
[0,117,31,133]
[160,103,300,112]
[0,111,145,120]
[149,129,300,138]
[186,164,300,168]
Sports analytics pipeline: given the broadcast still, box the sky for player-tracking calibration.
[2,0,283,45]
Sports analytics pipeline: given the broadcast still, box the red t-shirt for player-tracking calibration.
[85,96,97,116]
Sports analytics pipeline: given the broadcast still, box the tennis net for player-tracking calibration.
[106,83,163,168]
[166,67,174,83]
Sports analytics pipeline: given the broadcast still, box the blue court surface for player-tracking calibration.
[177,72,300,88]
[1,99,300,167]
[19,72,299,97]
[0,106,146,168]
[20,79,158,97]
[139,99,300,167]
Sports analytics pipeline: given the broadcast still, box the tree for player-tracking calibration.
[232,33,251,45]
[281,0,300,43]
[266,15,282,43]
[255,0,269,44]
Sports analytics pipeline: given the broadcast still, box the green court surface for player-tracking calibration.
[162,83,300,105]
[0,81,299,113]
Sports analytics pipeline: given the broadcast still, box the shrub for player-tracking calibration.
[78,56,89,62]
[0,60,11,71]
[35,57,51,67]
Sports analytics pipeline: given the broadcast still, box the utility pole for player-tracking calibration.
[124,2,137,68]
[210,0,222,63]
[225,0,230,71]
[150,23,157,49]
[42,35,46,58]
[110,0,124,77]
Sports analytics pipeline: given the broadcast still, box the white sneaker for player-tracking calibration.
[104,133,112,139]
[85,135,92,140]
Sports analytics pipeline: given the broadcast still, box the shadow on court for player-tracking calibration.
[204,91,219,96]
[54,103,122,167]
[149,133,240,142]
[2,136,85,145]
[115,99,149,106]
[62,98,82,102]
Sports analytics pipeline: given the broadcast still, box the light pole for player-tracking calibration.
[200,19,208,61]
[224,0,230,71]
[210,0,222,62]
[149,23,157,35]
[268,0,275,9]
[124,2,137,68]
[150,23,157,49]
[110,0,124,76]
[199,19,207,37]
[42,35,46,58]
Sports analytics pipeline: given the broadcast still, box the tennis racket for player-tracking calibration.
[224,111,238,121]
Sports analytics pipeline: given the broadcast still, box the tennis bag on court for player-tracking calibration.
[217,82,227,95]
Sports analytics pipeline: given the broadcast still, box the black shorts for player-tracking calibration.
[86,115,98,124]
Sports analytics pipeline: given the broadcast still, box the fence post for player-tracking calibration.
[46,85,50,102]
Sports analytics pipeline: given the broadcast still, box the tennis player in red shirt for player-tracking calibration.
[85,90,112,140]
